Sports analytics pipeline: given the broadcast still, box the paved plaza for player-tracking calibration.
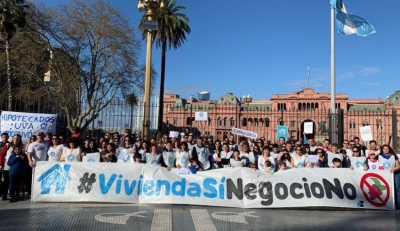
[0,200,399,231]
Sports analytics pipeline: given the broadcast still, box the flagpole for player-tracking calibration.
[330,4,338,143]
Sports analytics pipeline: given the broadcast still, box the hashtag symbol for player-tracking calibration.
[78,172,96,194]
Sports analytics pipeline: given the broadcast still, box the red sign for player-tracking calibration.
[360,173,391,207]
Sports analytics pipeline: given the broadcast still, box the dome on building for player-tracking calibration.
[216,92,239,105]
[386,90,400,106]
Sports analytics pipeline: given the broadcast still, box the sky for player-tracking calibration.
[35,0,400,101]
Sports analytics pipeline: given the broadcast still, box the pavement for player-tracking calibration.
[0,199,399,231]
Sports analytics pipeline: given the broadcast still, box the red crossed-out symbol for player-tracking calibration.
[360,173,390,207]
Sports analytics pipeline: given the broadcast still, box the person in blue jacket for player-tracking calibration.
[7,146,28,202]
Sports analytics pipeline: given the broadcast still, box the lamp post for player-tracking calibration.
[376,117,383,146]
[138,0,162,140]
[242,94,252,127]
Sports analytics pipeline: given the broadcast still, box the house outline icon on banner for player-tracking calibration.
[37,164,72,194]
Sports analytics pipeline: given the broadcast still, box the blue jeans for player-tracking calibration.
[395,171,400,209]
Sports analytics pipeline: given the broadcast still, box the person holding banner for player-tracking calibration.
[230,150,245,168]
[291,147,306,168]
[213,142,232,168]
[175,142,190,169]
[364,150,379,171]
[258,147,276,171]
[239,142,256,169]
[47,136,63,162]
[100,143,117,163]
[315,148,329,168]
[60,138,82,162]
[159,141,175,171]
[24,135,36,153]
[191,137,211,170]
[7,146,28,202]
[376,145,400,209]
[145,144,160,166]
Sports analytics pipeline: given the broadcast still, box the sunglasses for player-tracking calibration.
[317,151,323,153]
[352,150,359,153]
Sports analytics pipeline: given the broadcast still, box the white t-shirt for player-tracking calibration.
[258,155,276,171]
[47,145,64,162]
[28,141,50,162]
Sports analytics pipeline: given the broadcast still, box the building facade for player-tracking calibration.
[162,87,400,147]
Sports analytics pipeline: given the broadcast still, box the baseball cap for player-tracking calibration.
[368,150,376,156]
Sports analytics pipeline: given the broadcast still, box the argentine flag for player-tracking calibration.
[330,0,376,37]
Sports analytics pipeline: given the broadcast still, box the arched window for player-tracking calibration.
[362,121,369,126]
[224,117,228,127]
[217,117,222,126]
[208,117,211,126]
[173,118,178,126]
[186,117,191,126]
[242,118,247,127]
[254,118,259,127]
[265,118,270,127]
[230,117,235,127]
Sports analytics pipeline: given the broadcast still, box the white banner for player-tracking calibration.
[82,153,100,162]
[231,127,258,139]
[32,162,395,210]
[360,126,373,141]
[0,111,57,144]
[195,112,208,121]
[304,122,313,134]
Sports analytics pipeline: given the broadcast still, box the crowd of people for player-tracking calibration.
[0,127,399,209]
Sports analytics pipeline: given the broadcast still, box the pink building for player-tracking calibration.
[162,87,399,147]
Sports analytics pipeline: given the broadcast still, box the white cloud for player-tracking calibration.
[358,67,380,76]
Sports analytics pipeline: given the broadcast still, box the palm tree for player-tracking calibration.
[0,0,28,110]
[139,0,191,135]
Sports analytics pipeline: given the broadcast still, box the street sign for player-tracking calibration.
[143,20,158,30]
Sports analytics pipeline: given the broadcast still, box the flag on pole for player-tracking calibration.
[330,0,376,37]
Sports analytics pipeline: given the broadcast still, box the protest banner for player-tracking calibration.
[304,122,313,134]
[32,162,395,210]
[195,112,208,121]
[276,125,288,141]
[360,126,373,141]
[0,111,57,144]
[231,127,258,139]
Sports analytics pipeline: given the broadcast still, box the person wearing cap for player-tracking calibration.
[27,131,50,198]
[364,150,379,171]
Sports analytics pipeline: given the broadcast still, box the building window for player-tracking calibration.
[217,117,222,127]
[208,118,211,126]
[224,117,228,127]
[174,118,178,126]
[242,118,247,127]
[230,118,235,127]
[265,118,270,127]
[186,117,191,126]
[362,121,369,126]
[349,121,356,129]
[290,120,296,128]
[254,118,258,127]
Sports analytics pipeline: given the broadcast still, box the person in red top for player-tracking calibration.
[0,132,10,200]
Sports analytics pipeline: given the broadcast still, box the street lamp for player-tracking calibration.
[376,117,383,146]
[242,94,252,127]
[138,0,162,140]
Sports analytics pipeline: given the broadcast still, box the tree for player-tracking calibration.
[0,0,28,110]
[139,0,191,134]
[29,0,145,132]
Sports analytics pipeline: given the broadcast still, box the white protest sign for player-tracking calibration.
[82,153,100,162]
[0,111,57,144]
[304,122,313,134]
[32,163,396,210]
[360,126,373,141]
[231,127,258,139]
[169,131,179,138]
[195,112,208,121]
[327,153,343,167]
